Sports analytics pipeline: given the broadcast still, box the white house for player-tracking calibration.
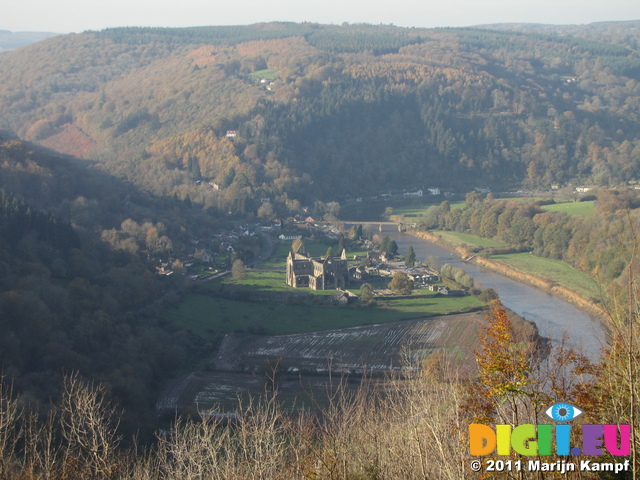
[403,189,423,198]
[279,234,302,241]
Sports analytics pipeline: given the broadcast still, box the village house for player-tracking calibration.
[350,265,370,281]
[196,248,213,263]
[279,234,302,241]
[438,286,466,296]
[413,273,438,285]
[380,251,393,263]
[331,290,357,305]
[155,260,173,276]
[403,189,423,198]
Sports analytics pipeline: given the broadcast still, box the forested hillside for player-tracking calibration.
[0,137,230,437]
[1,22,640,215]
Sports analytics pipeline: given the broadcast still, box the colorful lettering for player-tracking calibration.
[469,423,631,457]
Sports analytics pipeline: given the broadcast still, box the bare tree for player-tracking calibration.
[59,373,122,479]
[21,409,59,480]
[0,376,22,478]
[231,258,247,280]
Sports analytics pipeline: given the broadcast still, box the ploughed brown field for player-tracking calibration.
[157,311,488,415]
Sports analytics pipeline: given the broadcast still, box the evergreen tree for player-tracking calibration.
[337,235,346,255]
[389,239,398,256]
[380,236,398,256]
[405,245,416,267]
[380,235,391,253]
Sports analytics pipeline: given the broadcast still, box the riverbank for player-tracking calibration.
[412,230,608,321]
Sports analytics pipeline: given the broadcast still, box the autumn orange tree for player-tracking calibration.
[465,303,542,427]
[466,302,592,425]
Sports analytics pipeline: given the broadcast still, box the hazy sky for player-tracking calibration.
[3,0,640,33]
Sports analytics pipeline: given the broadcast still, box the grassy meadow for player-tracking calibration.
[390,200,465,218]
[392,197,596,221]
[490,252,599,299]
[432,230,505,249]
[540,200,595,217]
[249,68,279,80]
[164,291,483,338]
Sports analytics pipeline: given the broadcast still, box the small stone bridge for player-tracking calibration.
[342,220,417,232]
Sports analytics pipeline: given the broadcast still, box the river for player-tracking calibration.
[349,224,606,360]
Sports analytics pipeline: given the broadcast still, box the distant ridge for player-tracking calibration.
[474,20,640,36]
[0,30,60,51]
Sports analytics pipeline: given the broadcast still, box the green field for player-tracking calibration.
[540,201,595,217]
[226,270,297,288]
[258,242,291,270]
[392,197,598,221]
[491,252,599,299]
[249,69,279,80]
[165,291,483,338]
[218,270,336,296]
[391,201,465,218]
[433,230,505,249]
